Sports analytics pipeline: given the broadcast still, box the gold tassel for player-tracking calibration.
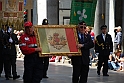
[102,14,104,19]
[101,0,104,19]
[74,11,76,16]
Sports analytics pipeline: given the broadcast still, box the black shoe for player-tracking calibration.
[6,77,9,80]
[13,75,20,80]
[9,75,13,78]
[97,71,100,75]
[113,69,117,71]
[103,74,109,76]
[43,76,48,78]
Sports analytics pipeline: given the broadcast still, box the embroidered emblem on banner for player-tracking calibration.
[48,33,67,50]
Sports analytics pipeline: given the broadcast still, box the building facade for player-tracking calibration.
[0,0,124,35]
[0,0,24,30]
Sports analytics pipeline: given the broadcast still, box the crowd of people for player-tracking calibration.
[0,19,124,83]
[108,49,124,71]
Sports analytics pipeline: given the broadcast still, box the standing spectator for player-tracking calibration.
[114,26,122,50]
[1,24,11,79]
[16,30,24,58]
[86,26,95,43]
[86,26,96,66]
[19,21,43,83]
[2,25,20,80]
[42,19,49,78]
[0,25,7,77]
[95,25,113,76]
[71,21,94,83]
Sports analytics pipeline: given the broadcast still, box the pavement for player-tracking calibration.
[0,58,124,83]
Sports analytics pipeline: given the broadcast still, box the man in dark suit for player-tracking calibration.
[42,19,49,78]
[0,25,7,77]
[3,25,20,80]
[95,25,113,76]
[71,21,94,83]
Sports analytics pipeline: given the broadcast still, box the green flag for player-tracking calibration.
[70,0,97,26]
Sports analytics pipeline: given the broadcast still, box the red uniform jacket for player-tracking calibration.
[19,33,37,55]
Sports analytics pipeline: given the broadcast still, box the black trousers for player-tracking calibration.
[0,55,4,74]
[72,64,89,83]
[43,57,49,77]
[97,55,109,75]
[9,56,17,77]
[4,55,11,78]
[23,54,43,83]
[4,55,17,78]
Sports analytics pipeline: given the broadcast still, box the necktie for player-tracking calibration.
[81,34,84,42]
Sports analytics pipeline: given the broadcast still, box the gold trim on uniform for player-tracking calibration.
[95,38,104,50]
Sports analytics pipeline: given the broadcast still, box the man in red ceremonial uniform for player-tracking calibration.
[19,21,43,83]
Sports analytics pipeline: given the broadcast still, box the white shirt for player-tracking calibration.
[2,29,5,33]
[102,33,106,41]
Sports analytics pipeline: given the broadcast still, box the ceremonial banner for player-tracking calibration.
[70,0,97,26]
[0,0,24,30]
[34,25,81,57]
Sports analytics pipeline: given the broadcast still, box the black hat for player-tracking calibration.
[11,25,13,27]
[78,21,86,25]
[42,19,48,25]
[101,25,107,30]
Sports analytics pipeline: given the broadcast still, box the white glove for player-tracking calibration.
[95,53,99,56]
[110,52,113,55]
[2,30,5,33]
[9,37,13,43]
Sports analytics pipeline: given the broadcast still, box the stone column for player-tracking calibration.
[105,0,109,31]
[94,0,105,37]
[33,0,47,25]
[47,0,59,24]
[108,0,115,48]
